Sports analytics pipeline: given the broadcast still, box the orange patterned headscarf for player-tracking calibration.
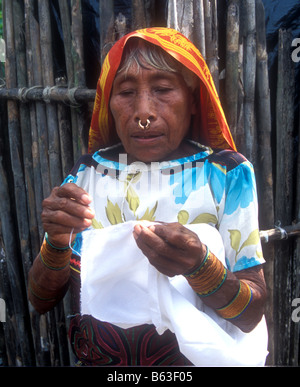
[88,27,236,153]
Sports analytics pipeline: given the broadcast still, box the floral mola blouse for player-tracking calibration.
[63,141,265,274]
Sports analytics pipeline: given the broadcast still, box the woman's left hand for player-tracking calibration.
[133,222,207,277]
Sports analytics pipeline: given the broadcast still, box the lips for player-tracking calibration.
[131,131,164,140]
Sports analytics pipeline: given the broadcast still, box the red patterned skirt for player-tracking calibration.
[69,314,192,366]
[69,254,192,366]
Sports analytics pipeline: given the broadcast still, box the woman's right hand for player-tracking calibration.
[41,183,95,248]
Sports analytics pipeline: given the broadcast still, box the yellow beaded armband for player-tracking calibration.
[184,249,227,297]
[216,281,252,320]
[40,237,71,270]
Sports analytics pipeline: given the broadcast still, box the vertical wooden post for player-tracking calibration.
[167,0,194,42]
[99,0,115,64]
[193,0,206,58]
[132,0,147,30]
[38,0,62,188]
[255,0,275,365]
[203,0,219,91]
[275,28,295,365]
[225,0,240,143]
[243,0,256,163]
[293,98,300,366]
[24,0,44,244]
[2,0,35,365]
[70,0,87,157]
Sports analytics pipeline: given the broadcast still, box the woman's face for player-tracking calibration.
[109,62,196,163]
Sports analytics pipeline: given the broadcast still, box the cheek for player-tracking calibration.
[110,98,123,124]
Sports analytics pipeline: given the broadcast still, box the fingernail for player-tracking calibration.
[85,207,95,218]
[134,224,142,235]
[84,218,92,227]
[82,194,92,203]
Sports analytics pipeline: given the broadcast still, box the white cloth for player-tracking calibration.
[80,221,268,366]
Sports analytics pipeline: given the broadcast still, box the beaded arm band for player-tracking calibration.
[28,236,72,304]
[184,249,227,297]
[216,281,252,320]
[184,248,253,320]
[40,235,72,270]
[45,232,70,251]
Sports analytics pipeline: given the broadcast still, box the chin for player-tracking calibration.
[127,148,167,163]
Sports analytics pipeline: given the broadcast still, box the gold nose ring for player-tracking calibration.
[138,119,150,130]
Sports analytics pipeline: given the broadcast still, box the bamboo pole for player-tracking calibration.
[235,35,245,154]
[293,99,300,366]
[56,78,75,178]
[5,0,32,281]
[274,28,295,365]
[26,1,51,200]
[260,223,300,243]
[0,235,9,366]
[225,0,239,142]
[243,0,256,163]
[193,0,206,59]
[132,0,147,30]
[2,0,35,365]
[99,0,115,64]
[24,0,52,367]
[38,0,62,189]
[0,155,34,366]
[255,0,275,365]
[13,0,40,258]
[24,0,44,243]
[58,1,75,88]
[38,3,71,365]
[275,29,295,226]
[203,0,219,91]
[70,0,87,158]
[0,85,96,102]
[167,0,194,43]
[255,0,274,229]
[58,0,80,170]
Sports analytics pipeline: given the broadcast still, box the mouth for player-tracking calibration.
[131,131,164,141]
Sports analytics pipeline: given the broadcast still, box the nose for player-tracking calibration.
[134,91,156,125]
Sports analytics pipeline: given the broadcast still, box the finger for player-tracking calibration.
[133,223,168,252]
[43,193,95,220]
[133,224,181,273]
[150,223,200,250]
[56,183,92,205]
[135,223,206,274]
[43,221,90,237]
[42,207,92,230]
[133,235,180,276]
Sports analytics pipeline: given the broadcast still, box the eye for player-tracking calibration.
[119,89,135,96]
[155,87,173,94]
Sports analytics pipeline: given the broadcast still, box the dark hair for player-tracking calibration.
[117,38,198,91]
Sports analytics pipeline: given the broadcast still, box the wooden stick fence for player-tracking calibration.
[0,0,299,366]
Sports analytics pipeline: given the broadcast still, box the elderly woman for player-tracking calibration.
[28,28,267,366]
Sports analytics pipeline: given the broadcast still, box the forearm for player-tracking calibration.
[184,248,266,333]
[28,236,72,314]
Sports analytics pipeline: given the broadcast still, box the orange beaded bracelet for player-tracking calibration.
[184,249,227,297]
[40,237,72,271]
[216,281,252,320]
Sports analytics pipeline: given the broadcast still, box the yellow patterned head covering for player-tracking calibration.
[88,27,236,153]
